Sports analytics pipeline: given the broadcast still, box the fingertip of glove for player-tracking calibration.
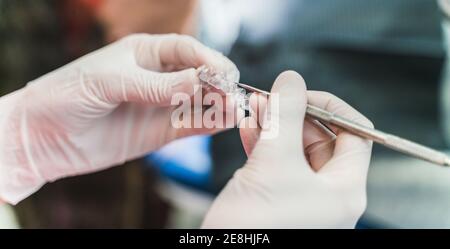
[272,70,307,95]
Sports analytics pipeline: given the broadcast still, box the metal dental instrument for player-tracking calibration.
[236,82,450,167]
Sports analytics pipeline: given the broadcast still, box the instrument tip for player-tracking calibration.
[444,157,450,167]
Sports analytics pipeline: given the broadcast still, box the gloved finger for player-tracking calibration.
[307,91,373,133]
[102,67,200,105]
[239,93,267,156]
[241,92,336,168]
[250,93,269,128]
[252,71,308,163]
[133,34,239,82]
[159,35,240,82]
[306,91,373,180]
[303,119,336,171]
[239,116,260,156]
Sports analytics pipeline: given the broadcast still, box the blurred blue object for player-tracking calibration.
[146,135,212,188]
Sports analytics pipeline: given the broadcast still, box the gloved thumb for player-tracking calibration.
[101,67,200,105]
[251,71,308,161]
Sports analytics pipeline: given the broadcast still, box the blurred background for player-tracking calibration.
[1,0,450,228]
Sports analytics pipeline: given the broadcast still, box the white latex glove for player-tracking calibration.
[0,34,240,205]
[202,71,373,228]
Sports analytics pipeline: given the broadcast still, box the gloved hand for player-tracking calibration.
[202,71,373,228]
[0,34,240,204]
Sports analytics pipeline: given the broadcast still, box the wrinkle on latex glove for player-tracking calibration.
[0,91,44,205]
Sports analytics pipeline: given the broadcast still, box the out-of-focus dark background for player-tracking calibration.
[1,0,450,228]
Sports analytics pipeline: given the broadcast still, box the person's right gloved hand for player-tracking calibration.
[0,34,240,205]
[202,71,373,228]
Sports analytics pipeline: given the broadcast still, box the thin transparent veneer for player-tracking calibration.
[198,65,249,110]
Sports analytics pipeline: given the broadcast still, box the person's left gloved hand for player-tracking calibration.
[0,34,240,204]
